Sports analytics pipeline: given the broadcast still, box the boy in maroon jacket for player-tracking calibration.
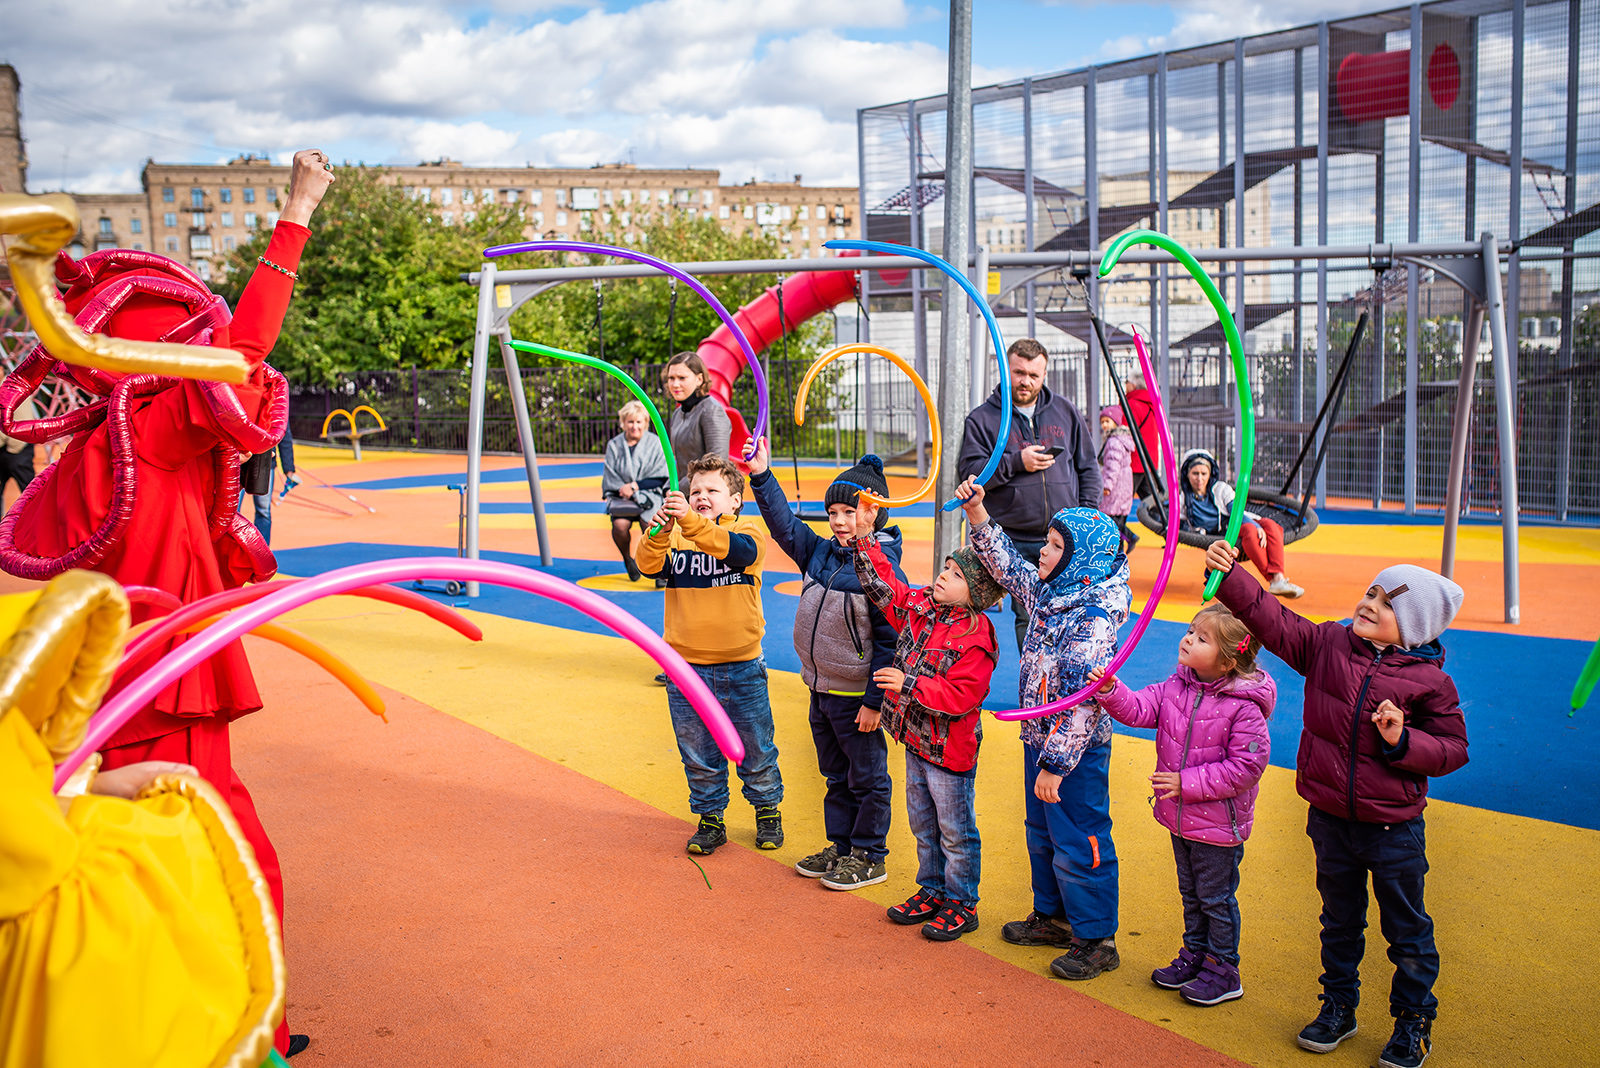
[1206,541,1467,1068]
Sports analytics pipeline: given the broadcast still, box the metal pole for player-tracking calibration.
[1293,45,1305,430]
[1086,66,1100,422]
[934,0,974,567]
[973,242,990,412]
[857,108,874,457]
[495,333,553,567]
[1232,37,1246,442]
[910,99,929,479]
[1316,22,1331,507]
[464,262,495,597]
[1441,299,1485,579]
[1157,51,1170,397]
[1023,76,1036,338]
[1557,0,1581,520]
[1508,0,1525,393]
[1405,4,1422,516]
[1482,233,1521,624]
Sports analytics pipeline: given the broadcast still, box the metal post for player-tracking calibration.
[973,242,990,412]
[1557,0,1581,520]
[934,0,974,567]
[1405,4,1422,515]
[1293,46,1305,428]
[1316,23,1331,507]
[857,108,875,456]
[1086,67,1100,422]
[1481,233,1521,624]
[495,333,553,567]
[1232,37,1246,441]
[1148,71,1159,349]
[464,262,495,597]
[910,99,929,479]
[1023,76,1037,338]
[1157,51,1170,397]
[1508,0,1525,392]
[1441,299,1485,579]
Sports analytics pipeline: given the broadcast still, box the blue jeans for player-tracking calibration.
[664,658,782,815]
[1022,741,1118,940]
[1306,805,1439,1019]
[1172,834,1244,964]
[904,751,980,906]
[809,692,891,861]
[237,469,275,546]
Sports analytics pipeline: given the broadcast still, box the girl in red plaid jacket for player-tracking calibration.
[851,501,1002,943]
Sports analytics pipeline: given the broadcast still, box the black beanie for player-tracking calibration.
[826,455,891,529]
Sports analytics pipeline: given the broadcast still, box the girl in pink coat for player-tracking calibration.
[1097,405,1137,553]
[1089,603,1275,1008]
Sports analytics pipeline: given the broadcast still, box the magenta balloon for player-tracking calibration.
[124,585,182,614]
[56,558,744,788]
[993,331,1183,721]
[482,240,769,455]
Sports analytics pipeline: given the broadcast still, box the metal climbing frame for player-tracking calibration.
[463,237,1519,621]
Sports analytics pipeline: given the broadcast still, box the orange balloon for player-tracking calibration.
[176,614,387,721]
[793,344,940,508]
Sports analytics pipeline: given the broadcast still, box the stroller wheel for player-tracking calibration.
[445,581,463,596]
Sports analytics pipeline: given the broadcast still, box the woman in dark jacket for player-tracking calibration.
[664,352,730,478]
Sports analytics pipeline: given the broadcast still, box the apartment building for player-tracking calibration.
[131,156,858,279]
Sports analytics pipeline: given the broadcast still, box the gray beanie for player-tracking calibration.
[1370,565,1464,648]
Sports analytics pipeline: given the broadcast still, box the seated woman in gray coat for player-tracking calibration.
[664,351,731,479]
[602,399,669,581]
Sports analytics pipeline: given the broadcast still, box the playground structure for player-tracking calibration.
[465,235,1523,621]
[320,405,388,460]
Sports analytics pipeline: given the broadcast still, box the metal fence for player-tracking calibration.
[857,0,1600,522]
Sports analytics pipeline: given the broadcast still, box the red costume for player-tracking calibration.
[0,222,310,1055]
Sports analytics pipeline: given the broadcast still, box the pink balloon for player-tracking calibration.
[56,557,744,787]
[123,585,182,614]
[993,330,1183,721]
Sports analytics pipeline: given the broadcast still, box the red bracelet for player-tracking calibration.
[257,256,298,281]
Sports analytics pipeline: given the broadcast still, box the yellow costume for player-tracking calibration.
[0,572,283,1068]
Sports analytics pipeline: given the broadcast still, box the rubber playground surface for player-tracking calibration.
[16,444,1598,1065]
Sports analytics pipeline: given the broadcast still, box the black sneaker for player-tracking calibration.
[1000,910,1075,947]
[795,843,840,878]
[686,813,726,855]
[1296,996,1358,1053]
[754,806,783,849]
[922,901,979,941]
[1049,937,1120,980]
[624,556,641,582]
[820,848,887,890]
[1377,1013,1431,1068]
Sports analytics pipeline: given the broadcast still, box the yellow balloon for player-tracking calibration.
[793,343,940,508]
[0,193,250,384]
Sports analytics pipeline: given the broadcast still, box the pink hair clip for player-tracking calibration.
[1235,637,1251,654]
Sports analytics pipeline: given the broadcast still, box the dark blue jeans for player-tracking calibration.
[665,658,783,815]
[905,751,981,905]
[1022,741,1118,940]
[808,692,891,861]
[1171,834,1244,964]
[1306,805,1439,1019]
[236,469,274,546]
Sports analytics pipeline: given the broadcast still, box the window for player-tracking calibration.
[657,190,668,204]
[266,211,279,226]
[162,187,174,202]
[462,189,474,205]
[98,218,112,234]
[194,260,211,281]
[835,226,845,239]
[220,188,232,203]
[164,212,177,228]
[223,236,235,250]
[417,187,431,203]
[504,188,519,203]
[439,188,453,205]
[532,211,544,227]
[221,212,233,227]
[674,188,692,204]
[603,189,614,206]
[191,212,205,228]
[800,226,809,240]
[165,237,179,252]
[266,188,277,203]
[130,218,142,233]
[463,210,475,222]
[816,205,826,221]
[441,211,454,225]
[743,205,753,219]
[798,205,809,220]
[718,205,730,220]
[481,188,494,204]
[132,243,143,250]
[244,212,257,227]
[243,188,256,204]
[190,234,212,253]
[190,188,204,207]
[702,190,714,206]
[529,190,542,205]
[619,211,629,226]
[571,187,600,210]
[619,190,631,206]
[556,211,567,226]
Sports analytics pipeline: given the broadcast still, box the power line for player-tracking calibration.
[22,86,253,158]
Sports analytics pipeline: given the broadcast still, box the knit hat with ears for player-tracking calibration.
[946,547,1005,611]
[1369,564,1464,647]
[826,454,891,530]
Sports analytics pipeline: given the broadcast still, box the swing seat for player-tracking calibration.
[1137,489,1320,548]
[789,502,832,522]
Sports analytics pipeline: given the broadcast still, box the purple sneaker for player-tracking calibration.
[1151,947,1205,989]
[1180,954,1243,1006]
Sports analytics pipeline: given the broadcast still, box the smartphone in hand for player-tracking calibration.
[1041,444,1066,458]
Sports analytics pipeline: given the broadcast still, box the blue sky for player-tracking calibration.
[2,0,1377,194]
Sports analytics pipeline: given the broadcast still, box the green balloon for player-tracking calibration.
[1099,229,1254,600]
[1572,635,1600,715]
[507,339,679,535]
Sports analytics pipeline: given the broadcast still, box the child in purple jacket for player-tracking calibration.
[1089,604,1275,1008]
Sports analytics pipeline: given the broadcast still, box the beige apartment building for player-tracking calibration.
[120,156,857,280]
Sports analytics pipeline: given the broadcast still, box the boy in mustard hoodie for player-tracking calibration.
[638,453,784,855]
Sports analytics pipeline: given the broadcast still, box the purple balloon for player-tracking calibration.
[483,240,768,455]
[58,557,744,788]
